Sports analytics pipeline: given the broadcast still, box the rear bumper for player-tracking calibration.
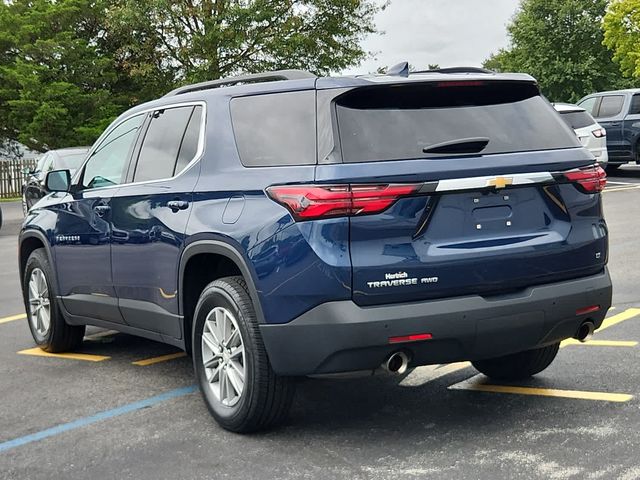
[260,269,612,375]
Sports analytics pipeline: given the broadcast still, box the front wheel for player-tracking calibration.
[471,343,560,380]
[23,249,85,352]
[192,276,295,433]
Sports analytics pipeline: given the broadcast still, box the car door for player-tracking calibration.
[54,113,145,324]
[594,94,626,159]
[110,103,204,338]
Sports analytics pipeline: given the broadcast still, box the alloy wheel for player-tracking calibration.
[28,268,51,336]
[201,306,246,407]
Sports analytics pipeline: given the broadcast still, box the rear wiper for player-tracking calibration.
[422,137,490,155]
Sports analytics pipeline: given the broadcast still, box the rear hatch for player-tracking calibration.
[318,79,608,306]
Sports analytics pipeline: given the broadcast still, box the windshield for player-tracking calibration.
[335,82,580,163]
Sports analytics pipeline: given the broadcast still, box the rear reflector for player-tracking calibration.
[388,333,433,344]
[576,305,600,316]
[563,164,607,193]
[266,183,422,221]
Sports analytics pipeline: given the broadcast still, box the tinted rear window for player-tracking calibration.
[134,105,199,182]
[596,95,624,118]
[335,82,580,163]
[629,95,640,115]
[559,110,595,130]
[231,91,316,166]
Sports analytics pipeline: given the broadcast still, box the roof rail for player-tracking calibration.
[413,67,495,75]
[163,69,316,97]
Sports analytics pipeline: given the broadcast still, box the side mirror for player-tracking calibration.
[45,169,71,193]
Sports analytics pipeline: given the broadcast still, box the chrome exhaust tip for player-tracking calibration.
[574,321,595,343]
[383,351,410,375]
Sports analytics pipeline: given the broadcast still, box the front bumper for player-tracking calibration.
[260,270,612,376]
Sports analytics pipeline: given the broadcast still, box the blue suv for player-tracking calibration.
[19,67,612,432]
[578,89,640,170]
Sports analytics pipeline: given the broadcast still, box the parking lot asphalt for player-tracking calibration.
[1,168,640,480]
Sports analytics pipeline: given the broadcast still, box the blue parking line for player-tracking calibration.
[0,385,198,454]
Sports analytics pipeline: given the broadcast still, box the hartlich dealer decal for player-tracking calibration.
[367,272,439,289]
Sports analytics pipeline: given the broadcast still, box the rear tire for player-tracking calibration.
[23,248,85,352]
[471,343,560,380]
[192,276,295,433]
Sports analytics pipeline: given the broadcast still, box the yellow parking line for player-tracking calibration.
[449,377,633,402]
[603,185,640,193]
[0,313,26,325]
[598,308,640,332]
[17,347,110,362]
[132,352,187,366]
[560,339,637,348]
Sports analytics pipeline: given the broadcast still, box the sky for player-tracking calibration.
[344,0,522,75]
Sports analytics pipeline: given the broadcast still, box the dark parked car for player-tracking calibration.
[578,89,640,170]
[22,147,90,213]
[19,66,612,433]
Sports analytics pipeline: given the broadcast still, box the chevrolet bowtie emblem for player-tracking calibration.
[486,176,513,189]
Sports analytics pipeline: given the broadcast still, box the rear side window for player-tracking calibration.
[596,95,624,118]
[629,95,640,115]
[335,82,580,163]
[231,91,316,166]
[134,105,202,182]
[559,110,595,129]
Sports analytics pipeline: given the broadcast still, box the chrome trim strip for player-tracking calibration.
[435,172,555,192]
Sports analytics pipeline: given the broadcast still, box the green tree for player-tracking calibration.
[0,0,150,151]
[604,0,640,79]
[483,0,631,103]
[0,0,384,152]
[107,0,385,84]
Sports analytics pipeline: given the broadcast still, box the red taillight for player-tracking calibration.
[389,333,433,344]
[592,128,606,138]
[266,184,422,221]
[563,165,607,193]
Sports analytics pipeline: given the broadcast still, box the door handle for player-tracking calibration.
[167,200,189,212]
[94,205,111,217]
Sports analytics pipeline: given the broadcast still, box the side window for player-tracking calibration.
[43,154,55,172]
[577,97,598,116]
[596,95,625,118]
[629,95,640,115]
[35,153,50,173]
[231,90,316,166]
[174,106,203,175]
[133,105,201,183]
[82,115,144,189]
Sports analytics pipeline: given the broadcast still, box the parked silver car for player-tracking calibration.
[554,103,608,167]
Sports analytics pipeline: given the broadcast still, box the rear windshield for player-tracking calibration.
[559,110,595,130]
[335,82,580,163]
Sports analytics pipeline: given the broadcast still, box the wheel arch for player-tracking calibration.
[19,230,56,292]
[179,240,265,351]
